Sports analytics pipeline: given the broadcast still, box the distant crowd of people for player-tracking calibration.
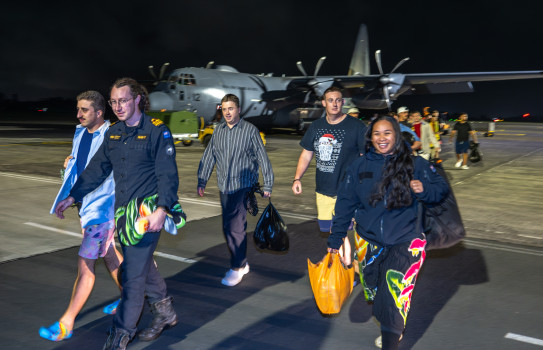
[349,105,479,169]
[40,80,477,350]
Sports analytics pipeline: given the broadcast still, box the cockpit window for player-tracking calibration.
[177,73,196,86]
[186,74,196,85]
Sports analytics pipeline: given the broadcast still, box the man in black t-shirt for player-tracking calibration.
[292,87,367,233]
[450,113,478,169]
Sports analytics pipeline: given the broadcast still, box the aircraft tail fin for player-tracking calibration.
[348,24,370,76]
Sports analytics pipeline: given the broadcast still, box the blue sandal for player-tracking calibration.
[39,321,72,341]
[103,298,121,315]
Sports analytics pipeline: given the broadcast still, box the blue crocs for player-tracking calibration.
[39,321,72,341]
[103,299,121,315]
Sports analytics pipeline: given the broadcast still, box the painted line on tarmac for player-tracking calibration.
[25,222,81,238]
[464,239,543,256]
[0,174,315,221]
[450,146,543,187]
[505,333,543,346]
[0,171,61,184]
[518,234,543,240]
[180,196,315,221]
[154,251,196,264]
[180,197,221,208]
[24,222,197,264]
[0,141,71,146]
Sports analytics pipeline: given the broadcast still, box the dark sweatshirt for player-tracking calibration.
[328,149,449,249]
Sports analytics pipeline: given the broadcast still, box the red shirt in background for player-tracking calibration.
[413,123,422,138]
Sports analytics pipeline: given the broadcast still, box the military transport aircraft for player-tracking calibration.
[147,24,543,132]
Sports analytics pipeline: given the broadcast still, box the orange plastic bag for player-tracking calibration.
[307,252,354,315]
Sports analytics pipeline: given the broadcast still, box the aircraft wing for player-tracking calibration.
[335,70,543,86]
[335,70,543,99]
[403,71,543,84]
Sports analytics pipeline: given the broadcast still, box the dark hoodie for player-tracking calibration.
[328,149,449,249]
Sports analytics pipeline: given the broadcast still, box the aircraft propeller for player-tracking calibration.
[148,62,170,85]
[374,50,409,110]
[296,56,327,78]
[296,57,328,102]
[296,61,307,77]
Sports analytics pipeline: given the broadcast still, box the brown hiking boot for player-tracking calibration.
[138,296,178,341]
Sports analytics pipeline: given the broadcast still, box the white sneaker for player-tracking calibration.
[375,335,382,348]
[455,160,462,168]
[374,333,403,348]
[461,165,469,170]
[221,264,250,286]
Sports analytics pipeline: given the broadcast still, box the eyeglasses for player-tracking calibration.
[108,98,133,107]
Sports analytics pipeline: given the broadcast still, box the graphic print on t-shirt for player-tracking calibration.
[314,129,346,173]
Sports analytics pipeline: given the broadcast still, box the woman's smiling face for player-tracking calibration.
[371,120,395,155]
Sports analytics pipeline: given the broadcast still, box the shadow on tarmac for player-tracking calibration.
[399,244,489,349]
[1,221,488,349]
[51,220,337,349]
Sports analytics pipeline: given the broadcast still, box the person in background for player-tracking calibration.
[328,115,448,349]
[410,110,439,160]
[40,91,122,342]
[347,107,361,120]
[393,111,421,153]
[422,106,431,121]
[428,110,443,159]
[396,106,409,126]
[450,112,478,169]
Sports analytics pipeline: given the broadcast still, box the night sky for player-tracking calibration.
[1,0,542,118]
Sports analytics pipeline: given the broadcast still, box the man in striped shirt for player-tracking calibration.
[197,94,274,286]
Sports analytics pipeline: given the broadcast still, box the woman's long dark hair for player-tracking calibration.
[366,115,414,209]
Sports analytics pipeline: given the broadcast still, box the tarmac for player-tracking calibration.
[0,119,542,349]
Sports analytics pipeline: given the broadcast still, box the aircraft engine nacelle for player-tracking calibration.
[274,105,324,128]
[351,93,388,110]
[149,91,175,111]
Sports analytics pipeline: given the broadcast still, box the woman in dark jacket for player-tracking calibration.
[328,115,449,350]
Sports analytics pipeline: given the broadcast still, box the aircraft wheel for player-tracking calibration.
[202,135,211,148]
[182,140,193,146]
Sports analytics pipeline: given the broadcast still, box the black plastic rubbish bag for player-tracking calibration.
[253,201,289,252]
[420,161,466,250]
[469,142,482,163]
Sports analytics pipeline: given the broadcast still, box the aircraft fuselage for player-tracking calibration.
[149,67,316,128]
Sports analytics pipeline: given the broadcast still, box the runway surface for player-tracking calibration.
[0,120,542,349]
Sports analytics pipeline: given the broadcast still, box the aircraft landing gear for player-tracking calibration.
[297,119,310,135]
[202,135,212,148]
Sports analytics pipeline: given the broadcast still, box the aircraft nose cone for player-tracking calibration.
[149,91,175,111]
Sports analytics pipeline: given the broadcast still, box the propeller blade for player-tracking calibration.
[382,85,392,111]
[148,65,157,80]
[206,61,215,69]
[390,57,410,74]
[304,90,312,103]
[158,62,170,80]
[314,56,327,77]
[296,61,308,77]
[375,50,384,75]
